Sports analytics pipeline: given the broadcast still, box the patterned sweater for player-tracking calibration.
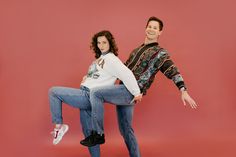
[123,42,186,95]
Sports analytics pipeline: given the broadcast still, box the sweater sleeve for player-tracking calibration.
[158,50,187,90]
[104,54,141,96]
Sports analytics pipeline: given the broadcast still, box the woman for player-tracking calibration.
[49,30,142,148]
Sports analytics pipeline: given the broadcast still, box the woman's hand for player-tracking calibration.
[81,76,87,84]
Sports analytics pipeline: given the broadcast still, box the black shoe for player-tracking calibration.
[80,130,105,147]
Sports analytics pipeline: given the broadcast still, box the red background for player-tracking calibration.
[1,0,236,157]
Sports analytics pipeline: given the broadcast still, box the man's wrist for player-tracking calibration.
[180,87,187,92]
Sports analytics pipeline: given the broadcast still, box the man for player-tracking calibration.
[80,16,197,157]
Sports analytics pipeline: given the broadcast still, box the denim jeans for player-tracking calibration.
[90,85,141,157]
[48,86,100,157]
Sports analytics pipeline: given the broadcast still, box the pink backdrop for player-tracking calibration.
[1,0,236,157]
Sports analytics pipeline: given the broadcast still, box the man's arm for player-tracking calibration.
[158,51,186,90]
[159,50,197,109]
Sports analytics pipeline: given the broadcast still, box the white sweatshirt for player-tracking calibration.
[81,53,140,96]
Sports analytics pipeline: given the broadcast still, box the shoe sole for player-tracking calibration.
[80,140,105,147]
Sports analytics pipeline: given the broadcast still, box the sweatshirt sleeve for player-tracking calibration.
[104,54,141,96]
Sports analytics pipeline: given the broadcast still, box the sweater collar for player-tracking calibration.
[142,42,158,47]
[101,51,110,56]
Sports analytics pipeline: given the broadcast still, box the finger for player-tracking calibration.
[136,99,141,103]
[191,103,196,109]
[191,100,197,108]
[191,101,197,109]
[182,98,186,106]
[192,103,197,109]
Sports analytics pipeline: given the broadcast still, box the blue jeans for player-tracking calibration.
[90,85,141,157]
[48,86,100,157]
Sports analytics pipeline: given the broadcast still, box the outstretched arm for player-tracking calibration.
[159,50,197,109]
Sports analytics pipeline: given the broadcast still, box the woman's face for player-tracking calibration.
[97,36,110,53]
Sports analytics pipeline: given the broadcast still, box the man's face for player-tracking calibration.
[145,21,162,40]
[97,36,110,53]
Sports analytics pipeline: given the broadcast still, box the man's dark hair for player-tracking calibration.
[146,16,164,31]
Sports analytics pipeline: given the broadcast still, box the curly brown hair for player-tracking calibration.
[91,30,118,59]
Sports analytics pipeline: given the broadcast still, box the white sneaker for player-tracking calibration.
[51,124,69,145]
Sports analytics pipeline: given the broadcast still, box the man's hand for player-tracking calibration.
[181,91,197,109]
